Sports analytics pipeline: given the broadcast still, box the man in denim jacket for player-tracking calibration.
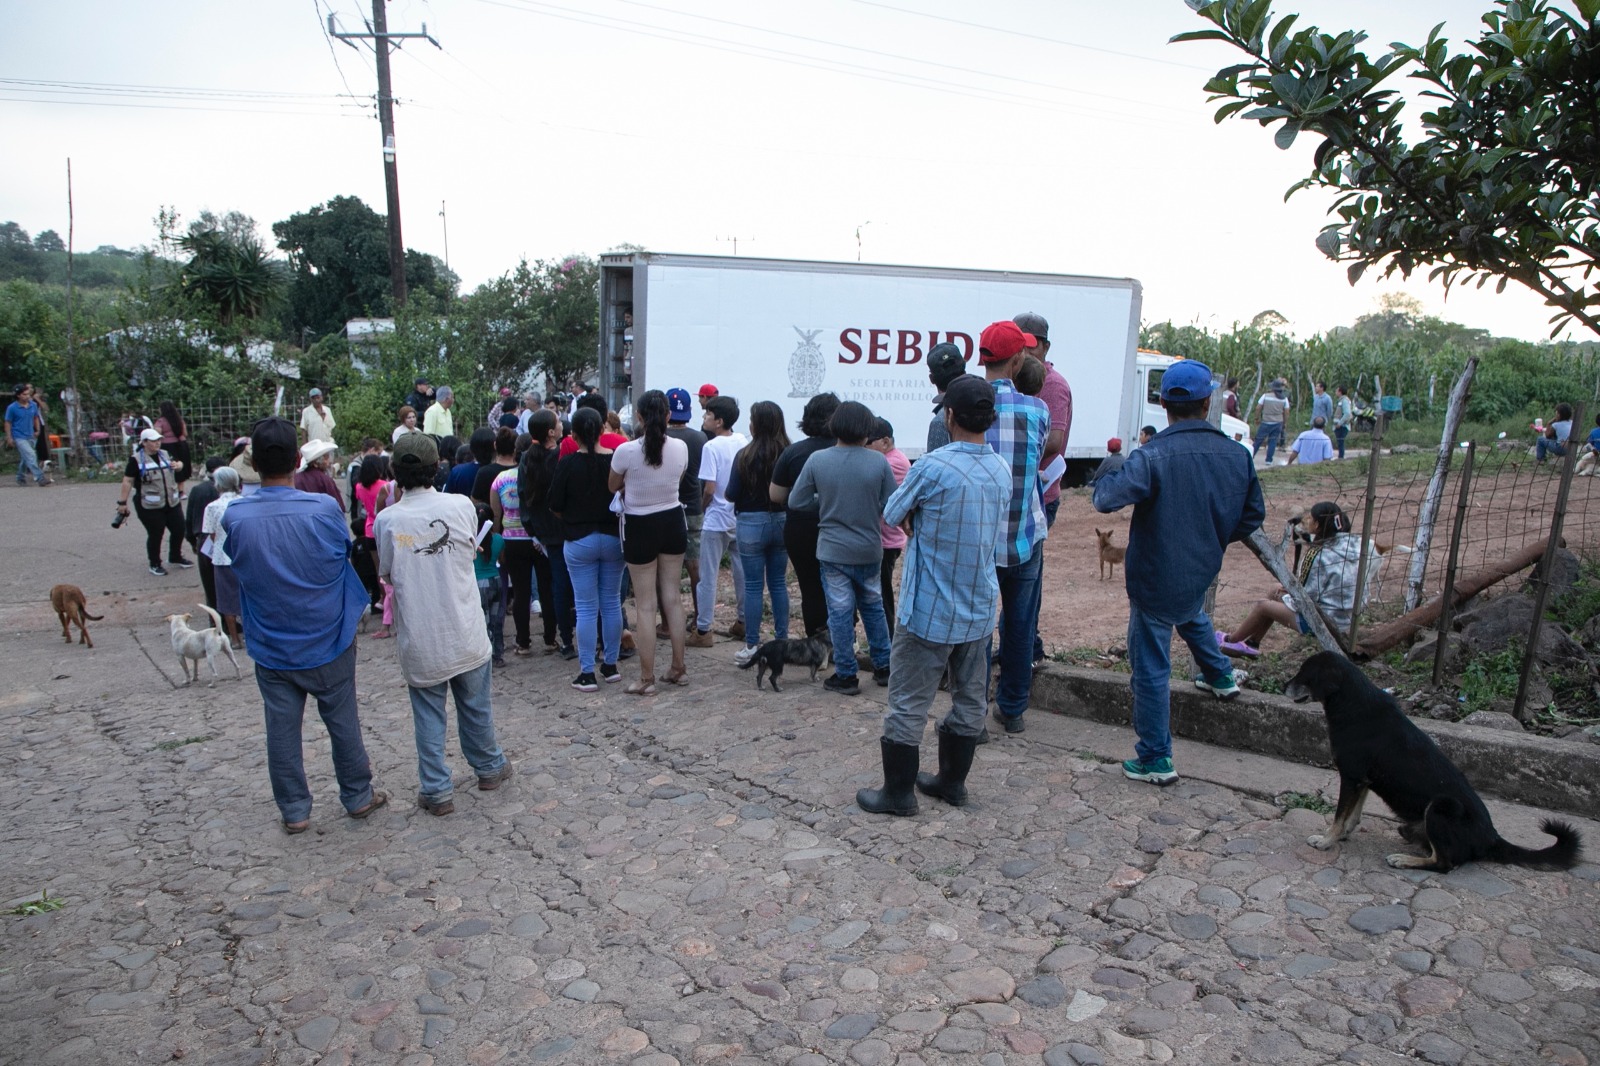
[1092,361,1265,785]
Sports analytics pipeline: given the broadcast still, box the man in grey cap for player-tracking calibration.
[1014,311,1071,669]
[925,342,969,453]
[299,388,336,445]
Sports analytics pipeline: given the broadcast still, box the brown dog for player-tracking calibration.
[1096,529,1125,581]
[51,584,103,648]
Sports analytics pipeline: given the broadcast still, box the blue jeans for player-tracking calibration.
[255,643,375,822]
[13,437,45,484]
[822,560,891,679]
[992,548,1043,719]
[737,511,789,647]
[549,541,575,647]
[1126,601,1234,763]
[1027,498,1061,662]
[1334,424,1348,459]
[408,658,505,804]
[1536,438,1567,462]
[565,532,624,673]
[479,579,505,661]
[1254,422,1284,463]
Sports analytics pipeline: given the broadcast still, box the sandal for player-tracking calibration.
[372,629,392,640]
[624,679,658,696]
[658,668,689,686]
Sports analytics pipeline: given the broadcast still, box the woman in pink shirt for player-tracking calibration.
[352,455,391,634]
[867,417,909,635]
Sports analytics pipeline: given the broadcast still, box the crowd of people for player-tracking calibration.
[114,310,1287,831]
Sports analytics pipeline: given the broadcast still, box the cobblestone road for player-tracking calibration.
[3,482,1598,1066]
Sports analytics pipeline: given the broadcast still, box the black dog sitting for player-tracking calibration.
[738,633,832,692]
[1286,651,1581,872]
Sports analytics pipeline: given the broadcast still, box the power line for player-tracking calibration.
[847,0,1215,72]
[314,0,364,102]
[0,95,360,118]
[0,76,356,102]
[471,0,1185,130]
[601,0,1189,115]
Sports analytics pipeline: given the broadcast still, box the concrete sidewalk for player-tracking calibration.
[2,480,1597,1066]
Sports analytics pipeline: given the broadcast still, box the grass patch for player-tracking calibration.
[1549,555,1600,633]
[913,863,964,882]
[1459,644,1523,716]
[1276,791,1334,815]
[1073,749,1121,765]
[5,891,65,917]
[150,734,214,752]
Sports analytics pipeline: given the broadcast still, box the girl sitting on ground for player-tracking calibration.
[1217,501,1364,657]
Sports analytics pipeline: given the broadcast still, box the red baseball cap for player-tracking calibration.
[698,383,719,398]
[978,320,1035,364]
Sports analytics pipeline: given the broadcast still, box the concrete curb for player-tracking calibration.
[1032,665,1600,821]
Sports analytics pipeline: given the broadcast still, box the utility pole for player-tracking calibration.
[329,2,439,309]
[65,158,84,466]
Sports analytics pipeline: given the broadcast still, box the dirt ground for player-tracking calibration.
[1039,454,1600,659]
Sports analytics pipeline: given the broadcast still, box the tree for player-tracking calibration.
[176,227,285,328]
[459,256,599,390]
[0,222,30,248]
[189,209,259,246]
[272,195,458,341]
[33,230,66,253]
[1176,0,1600,337]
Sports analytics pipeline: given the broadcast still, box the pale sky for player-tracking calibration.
[1,0,1571,342]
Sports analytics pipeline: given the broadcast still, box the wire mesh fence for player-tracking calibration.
[1203,438,1600,654]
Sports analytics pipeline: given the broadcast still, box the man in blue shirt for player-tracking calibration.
[979,320,1050,734]
[1093,361,1265,786]
[857,376,1011,816]
[223,417,387,833]
[4,383,50,486]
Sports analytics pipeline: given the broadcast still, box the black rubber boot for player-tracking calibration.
[856,738,920,816]
[916,720,979,807]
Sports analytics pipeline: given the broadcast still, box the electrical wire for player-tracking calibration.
[314,0,366,102]
[847,0,1215,72]
[470,0,1186,130]
[600,0,1189,115]
[0,77,356,102]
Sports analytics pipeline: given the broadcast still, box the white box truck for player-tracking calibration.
[598,253,1250,475]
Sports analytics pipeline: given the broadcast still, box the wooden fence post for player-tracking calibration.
[1407,357,1479,611]
[1513,403,1586,723]
[1347,417,1385,649]
[1432,442,1476,687]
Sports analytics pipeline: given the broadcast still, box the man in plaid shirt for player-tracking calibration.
[979,320,1051,734]
[856,375,1011,816]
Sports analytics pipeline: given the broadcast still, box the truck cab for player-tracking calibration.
[1136,351,1253,452]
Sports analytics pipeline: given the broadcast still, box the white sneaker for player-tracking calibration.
[532,599,542,614]
[733,645,760,666]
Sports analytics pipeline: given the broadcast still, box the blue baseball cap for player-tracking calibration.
[1160,360,1215,401]
[667,387,693,422]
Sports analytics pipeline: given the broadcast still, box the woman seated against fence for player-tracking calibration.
[1216,501,1364,657]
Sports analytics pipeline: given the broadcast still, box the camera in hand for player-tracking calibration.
[112,507,128,529]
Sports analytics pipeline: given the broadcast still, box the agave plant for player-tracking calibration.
[177,229,286,327]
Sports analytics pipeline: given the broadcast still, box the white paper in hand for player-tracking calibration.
[1038,455,1067,489]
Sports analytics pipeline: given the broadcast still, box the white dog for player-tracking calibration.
[168,604,241,687]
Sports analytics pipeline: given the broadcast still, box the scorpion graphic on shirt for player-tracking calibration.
[412,519,454,555]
